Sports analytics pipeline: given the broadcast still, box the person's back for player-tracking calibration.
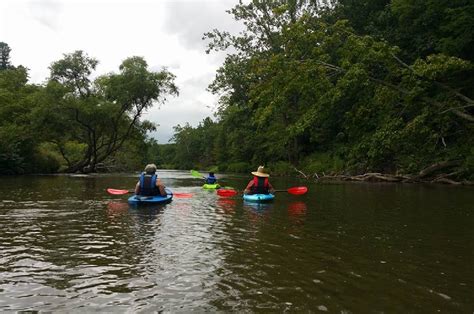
[139,172,160,196]
[135,164,167,196]
[250,176,270,194]
[244,166,275,195]
[205,172,217,184]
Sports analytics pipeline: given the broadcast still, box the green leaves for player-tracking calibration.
[0,42,12,70]
[412,54,472,80]
[185,0,473,178]
[36,52,179,173]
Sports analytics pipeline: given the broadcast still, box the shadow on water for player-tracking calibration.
[106,200,169,221]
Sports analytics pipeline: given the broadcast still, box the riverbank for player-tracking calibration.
[293,163,474,186]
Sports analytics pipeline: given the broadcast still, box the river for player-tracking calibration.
[0,170,472,312]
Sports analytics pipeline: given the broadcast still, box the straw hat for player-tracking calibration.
[251,166,269,177]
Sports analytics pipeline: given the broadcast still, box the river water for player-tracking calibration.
[0,170,472,312]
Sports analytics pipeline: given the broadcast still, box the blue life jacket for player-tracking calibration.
[205,175,217,184]
[139,173,160,196]
[251,176,269,194]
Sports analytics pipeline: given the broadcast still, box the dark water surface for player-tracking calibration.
[0,170,472,312]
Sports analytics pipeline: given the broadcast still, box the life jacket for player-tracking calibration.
[251,176,269,194]
[139,173,160,196]
[205,175,217,184]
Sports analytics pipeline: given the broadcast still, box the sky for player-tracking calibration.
[0,0,243,143]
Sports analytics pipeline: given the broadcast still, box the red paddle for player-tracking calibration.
[107,188,133,195]
[106,188,193,198]
[216,189,239,197]
[275,186,308,195]
[216,186,308,197]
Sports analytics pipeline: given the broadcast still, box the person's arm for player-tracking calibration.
[268,182,275,194]
[244,180,254,194]
[156,178,166,196]
[134,181,140,195]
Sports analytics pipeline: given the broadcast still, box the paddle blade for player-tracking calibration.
[107,188,132,195]
[173,193,193,198]
[217,189,238,197]
[191,170,204,178]
[287,186,308,195]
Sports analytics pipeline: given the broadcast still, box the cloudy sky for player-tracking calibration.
[0,0,242,143]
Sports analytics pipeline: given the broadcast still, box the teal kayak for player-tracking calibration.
[128,188,173,205]
[243,193,275,203]
[203,183,220,189]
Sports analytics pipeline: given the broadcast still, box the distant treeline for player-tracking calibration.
[166,0,474,183]
[1,0,474,183]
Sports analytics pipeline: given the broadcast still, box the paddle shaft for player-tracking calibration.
[107,188,193,198]
[217,186,307,196]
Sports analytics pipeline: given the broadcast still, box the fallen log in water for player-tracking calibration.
[293,160,472,186]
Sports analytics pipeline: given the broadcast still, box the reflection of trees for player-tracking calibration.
[0,175,167,294]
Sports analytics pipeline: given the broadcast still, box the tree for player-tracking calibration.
[36,51,178,173]
[0,64,48,174]
[0,42,12,70]
[196,0,474,180]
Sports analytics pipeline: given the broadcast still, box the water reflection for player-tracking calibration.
[106,201,128,219]
[243,200,274,213]
[287,201,307,216]
[0,174,473,312]
[216,198,237,214]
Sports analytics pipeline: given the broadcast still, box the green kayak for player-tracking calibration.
[203,183,220,189]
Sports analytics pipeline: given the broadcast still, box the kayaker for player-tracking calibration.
[205,172,217,185]
[244,166,275,195]
[134,164,167,196]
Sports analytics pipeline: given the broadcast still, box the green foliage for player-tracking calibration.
[267,161,294,176]
[412,54,472,80]
[167,0,474,180]
[0,42,12,70]
[35,51,178,173]
[226,162,251,174]
[2,0,474,180]
[31,143,61,173]
[463,148,474,180]
[0,62,42,175]
[0,45,178,175]
[301,153,345,175]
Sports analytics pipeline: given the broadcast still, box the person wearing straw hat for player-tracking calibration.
[244,166,275,195]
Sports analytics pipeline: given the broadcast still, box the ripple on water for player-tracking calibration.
[1,176,473,312]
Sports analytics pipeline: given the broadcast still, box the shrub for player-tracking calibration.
[226,162,251,173]
[267,161,294,176]
[301,153,344,175]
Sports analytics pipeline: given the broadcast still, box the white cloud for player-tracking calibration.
[163,0,240,51]
[0,0,243,142]
[28,0,63,30]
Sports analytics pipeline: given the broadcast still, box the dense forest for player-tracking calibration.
[170,0,474,183]
[1,0,474,184]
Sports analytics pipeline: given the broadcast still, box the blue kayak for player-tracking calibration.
[128,188,173,205]
[243,193,275,203]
